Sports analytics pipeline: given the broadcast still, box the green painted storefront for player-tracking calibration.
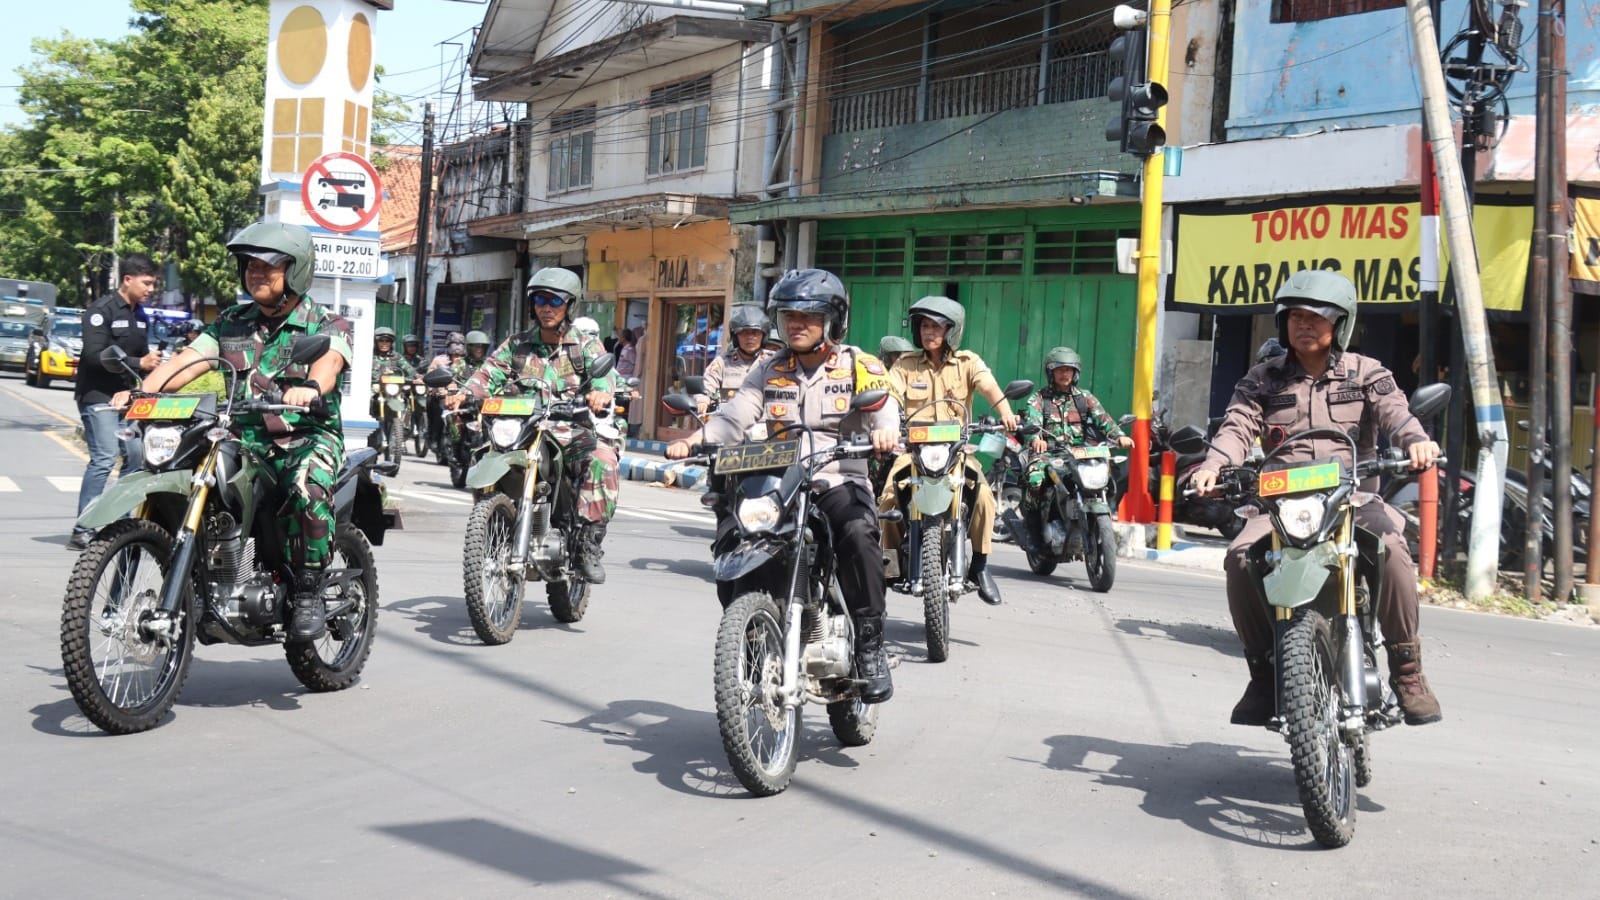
[817,207,1140,416]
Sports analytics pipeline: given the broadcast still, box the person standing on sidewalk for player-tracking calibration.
[69,254,162,551]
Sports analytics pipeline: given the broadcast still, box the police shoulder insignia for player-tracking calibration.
[89,313,104,326]
[856,352,888,376]
[853,353,890,394]
[1369,375,1397,395]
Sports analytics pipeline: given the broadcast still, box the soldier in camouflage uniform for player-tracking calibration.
[449,267,620,582]
[369,326,415,421]
[402,333,427,372]
[119,221,352,641]
[1018,347,1131,541]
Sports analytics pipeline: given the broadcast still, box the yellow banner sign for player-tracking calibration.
[1573,193,1600,293]
[1170,196,1532,314]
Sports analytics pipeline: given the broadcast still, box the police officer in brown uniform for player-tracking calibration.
[694,304,772,414]
[880,296,1018,605]
[667,269,900,702]
[1190,270,1443,727]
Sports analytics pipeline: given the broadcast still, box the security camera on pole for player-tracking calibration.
[1105,2,1170,528]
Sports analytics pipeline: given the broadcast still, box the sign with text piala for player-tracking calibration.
[1168,195,1535,316]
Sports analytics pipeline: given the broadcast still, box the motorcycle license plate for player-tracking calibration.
[716,439,801,473]
[907,421,962,444]
[1070,445,1110,460]
[1258,460,1342,497]
[481,397,539,416]
[380,374,407,385]
[124,395,201,420]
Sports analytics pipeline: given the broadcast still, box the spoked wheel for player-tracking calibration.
[386,417,405,468]
[920,530,950,663]
[1281,609,1357,848]
[714,591,799,796]
[1086,515,1117,593]
[547,575,590,623]
[462,494,524,644]
[59,520,194,735]
[286,524,379,692]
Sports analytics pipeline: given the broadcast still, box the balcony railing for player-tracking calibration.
[828,51,1113,135]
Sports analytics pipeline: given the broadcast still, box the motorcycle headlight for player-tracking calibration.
[917,444,951,472]
[737,496,781,533]
[1277,495,1328,541]
[142,426,184,467]
[489,417,524,450]
[383,383,400,396]
[1076,460,1109,490]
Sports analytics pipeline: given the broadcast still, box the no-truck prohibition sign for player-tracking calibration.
[301,152,382,234]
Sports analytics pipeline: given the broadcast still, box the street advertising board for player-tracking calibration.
[300,151,382,234]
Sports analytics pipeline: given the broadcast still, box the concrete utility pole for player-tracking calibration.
[1406,0,1509,600]
[1527,0,1551,601]
[411,103,435,343]
[1543,0,1573,603]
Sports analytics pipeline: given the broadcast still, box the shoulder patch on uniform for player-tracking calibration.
[855,352,888,376]
[1264,394,1298,409]
[854,351,890,394]
[1368,375,1397,395]
[88,313,104,326]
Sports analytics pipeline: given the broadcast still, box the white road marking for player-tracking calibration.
[47,476,81,493]
[0,477,17,492]
[388,488,470,507]
[614,508,668,521]
[645,508,716,523]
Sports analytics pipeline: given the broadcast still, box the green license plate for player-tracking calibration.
[1259,460,1342,497]
[907,421,963,444]
[124,395,201,420]
[1071,445,1110,459]
[481,397,538,416]
[716,439,801,474]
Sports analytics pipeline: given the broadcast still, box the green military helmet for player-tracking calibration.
[878,335,915,356]
[1043,346,1082,385]
[465,330,491,347]
[1275,269,1358,351]
[527,266,584,319]
[402,333,420,345]
[904,295,966,350]
[374,326,396,341]
[227,220,316,299]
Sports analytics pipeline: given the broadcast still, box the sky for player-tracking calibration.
[1,0,494,140]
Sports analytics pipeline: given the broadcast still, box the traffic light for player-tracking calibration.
[1105,19,1167,157]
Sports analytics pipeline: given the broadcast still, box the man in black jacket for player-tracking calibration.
[70,254,163,550]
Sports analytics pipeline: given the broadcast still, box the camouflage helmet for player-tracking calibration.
[374,326,396,340]
[527,266,583,319]
[878,335,915,357]
[905,295,966,350]
[226,220,316,299]
[1275,269,1358,351]
[728,304,770,334]
[464,330,491,347]
[1043,346,1082,385]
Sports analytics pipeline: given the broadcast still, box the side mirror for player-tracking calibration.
[290,334,331,365]
[625,377,641,389]
[99,345,141,381]
[587,352,615,381]
[1169,424,1209,455]
[1002,379,1034,401]
[684,375,707,396]
[852,389,889,412]
[1409,383,1451,421]
[1118,413,1135,428]
[422,367,457,389]
[661,393,697,415]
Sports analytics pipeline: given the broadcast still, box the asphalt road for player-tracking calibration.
[2,372,1597,898]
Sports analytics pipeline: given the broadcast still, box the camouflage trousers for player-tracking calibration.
[572,441,619,524]
[1021,457,1058,511]
[250,434,341,571]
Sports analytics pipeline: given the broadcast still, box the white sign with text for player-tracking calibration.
[313,235,382,279]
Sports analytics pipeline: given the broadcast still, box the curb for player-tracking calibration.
[620,454,710,492]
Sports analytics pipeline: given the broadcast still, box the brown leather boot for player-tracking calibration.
[1387,641,1442,725]
[1230,655,1274,726]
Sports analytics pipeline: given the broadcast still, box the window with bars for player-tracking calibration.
[646,75,712,176]
[548,106,596,193]
[913,232,1025,277]
[1032,228,1134,275]
[816,236,907,277]
[1271,0,1403,23]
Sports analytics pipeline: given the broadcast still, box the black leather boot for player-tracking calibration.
[290,571,327,641]
[853,615,894,704]
[970,553,1002,605]
[576,523,607,584]
[1230,654,1274,726]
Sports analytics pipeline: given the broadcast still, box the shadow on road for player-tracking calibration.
[27,656,307,736]
[33,533,73,547]
[387,594,583,646]
[1034,733,1386,850]
[1112,617,1245,659]
[883,613,977,663]
[669,524,715,541]
[376,817,662,895]
[628,556,713,581]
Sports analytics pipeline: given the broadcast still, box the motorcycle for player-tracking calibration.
[1116,413,1245,539]
[1170,382,1451,848]
[886,380,1033,662]
[61,338,396,735]
[439,394,484,491]
[370,366,408,469]
[660,389,890,797]
[1003,434,1125,592]
[981,420,1026,543]
[432,355,617,645]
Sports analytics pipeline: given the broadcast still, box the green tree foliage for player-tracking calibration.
[0,0,268,305]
